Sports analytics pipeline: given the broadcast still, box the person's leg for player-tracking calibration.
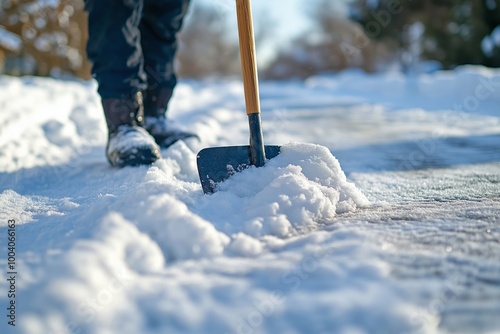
[139,0,197,148]
[85,0,161,167]
[86,0,147,98]
[140,0,190,116]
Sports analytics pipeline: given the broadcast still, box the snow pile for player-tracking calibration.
[15,214,440,334]
[307,65,500,103]
[93,142,369,262]
[0,76,104,172]
[209,143,370,238]
[16,213,165,334]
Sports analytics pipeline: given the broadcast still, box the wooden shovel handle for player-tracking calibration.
[236,0,260,115]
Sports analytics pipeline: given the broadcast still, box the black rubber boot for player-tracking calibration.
[103,93,161,167]
[143,87,199,149]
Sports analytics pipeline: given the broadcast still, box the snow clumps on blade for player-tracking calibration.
[215,143,370,238]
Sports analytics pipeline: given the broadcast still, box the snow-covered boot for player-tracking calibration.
[103,93,161,167]
[143,88,199,148]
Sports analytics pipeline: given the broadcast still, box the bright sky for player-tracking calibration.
[254,0,312,63]
[253,0,311,43]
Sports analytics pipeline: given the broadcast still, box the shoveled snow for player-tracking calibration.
[0,66,500,334]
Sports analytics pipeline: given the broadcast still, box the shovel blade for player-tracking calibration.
[197,145,281,194]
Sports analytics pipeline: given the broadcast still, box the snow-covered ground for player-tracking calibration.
[1,66,500,334]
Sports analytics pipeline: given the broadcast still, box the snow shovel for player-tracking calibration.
[197,0,280,194]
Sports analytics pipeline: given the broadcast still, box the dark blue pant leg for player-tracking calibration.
[85,0,147,99]
[140,0,191,116]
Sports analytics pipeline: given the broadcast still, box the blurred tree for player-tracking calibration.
[478,0,500,67]
[0,0,91,78]
[264,0,376,79]
[0,1,271,79]
[351,0,500,69]
[351,0,426,71]
[177,3,240,78]
[177,3,272,78]
[422,1,487,67]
